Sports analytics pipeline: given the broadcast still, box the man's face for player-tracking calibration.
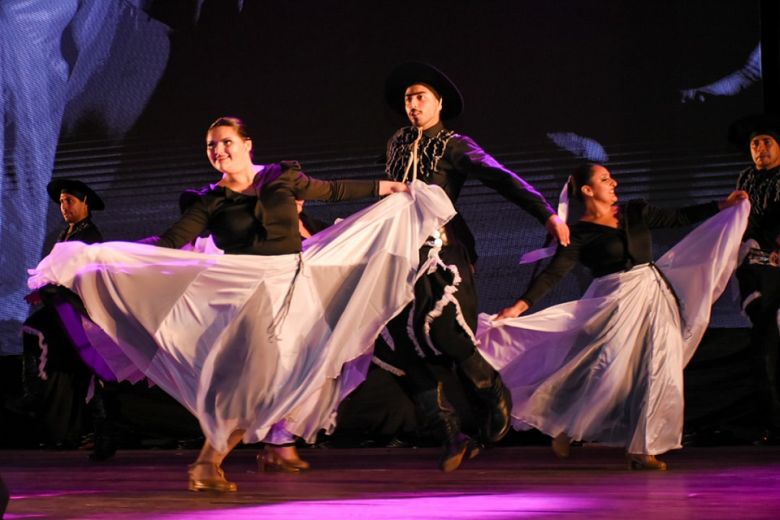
[59,193,89,224]
[404,83,442,130]
[750,134,780,170]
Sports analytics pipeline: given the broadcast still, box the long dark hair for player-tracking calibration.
[568,162,601,201]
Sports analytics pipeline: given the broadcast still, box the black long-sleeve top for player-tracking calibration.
[736,165,780,251]
[519,199,719,307]
[36,218,102,311]
[386,122,555,265]
[54,218,103,246]
[386,122,555,225]
[148,161,378,255]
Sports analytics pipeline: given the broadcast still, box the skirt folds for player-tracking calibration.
[28,181,455,451]
[477,200,749,455]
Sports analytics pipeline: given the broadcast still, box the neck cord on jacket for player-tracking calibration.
[401,127,424,183]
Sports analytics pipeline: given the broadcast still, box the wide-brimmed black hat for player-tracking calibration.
[727,113,780,149]
[385,62,463,120]
[46,179,105,211]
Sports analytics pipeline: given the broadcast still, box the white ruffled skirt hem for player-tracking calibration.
[477,200,749,455]
[28,181,455,451]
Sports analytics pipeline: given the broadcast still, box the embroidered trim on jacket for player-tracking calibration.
[386,127,455,182]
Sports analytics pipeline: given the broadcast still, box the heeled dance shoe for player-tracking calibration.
[257,449,311,473]
[188,462,238,492]
[626,454,668,471]
[465,438,482,461]
[551,433,572,459]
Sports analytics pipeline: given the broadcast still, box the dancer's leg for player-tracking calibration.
[188,429,244,492]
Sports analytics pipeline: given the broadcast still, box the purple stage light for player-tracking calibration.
[156,492,598,519]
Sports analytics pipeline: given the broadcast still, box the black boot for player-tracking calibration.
[88,381,117,461]
[458,351,512,444]
[0,474,9,518]
[414,383,472,472]
[7,335,46,416]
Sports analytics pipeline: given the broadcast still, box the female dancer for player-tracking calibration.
[28,116,455,490]
[480,162,748,470]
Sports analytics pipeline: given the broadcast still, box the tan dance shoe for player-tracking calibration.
[626,454,668,471]
[551,433,571,459]
[188,462,238,492]
[257,447,311,473]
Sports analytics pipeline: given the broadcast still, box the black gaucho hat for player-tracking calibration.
[727,113,780,149]
[385,62,464,120]
[46,179,105,211]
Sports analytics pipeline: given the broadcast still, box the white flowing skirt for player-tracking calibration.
[28,181,455,452]
[477,200,749,455]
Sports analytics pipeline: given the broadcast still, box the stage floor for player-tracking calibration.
[1,446,778,519]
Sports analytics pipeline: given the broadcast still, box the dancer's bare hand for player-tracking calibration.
[24,291,41,305]
[378,180,409,195]
[719,190,748,209]
[545,214,570,246]
[496,300,529,320]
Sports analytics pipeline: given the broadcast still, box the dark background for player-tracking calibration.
[115,1,762,148]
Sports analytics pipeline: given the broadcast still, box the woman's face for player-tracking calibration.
[583,165,618,205]
[206,125,252,174]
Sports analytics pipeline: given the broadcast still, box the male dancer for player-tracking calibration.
[17,179,117,460]
[378,63,569,470]
[728,114,780,445]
